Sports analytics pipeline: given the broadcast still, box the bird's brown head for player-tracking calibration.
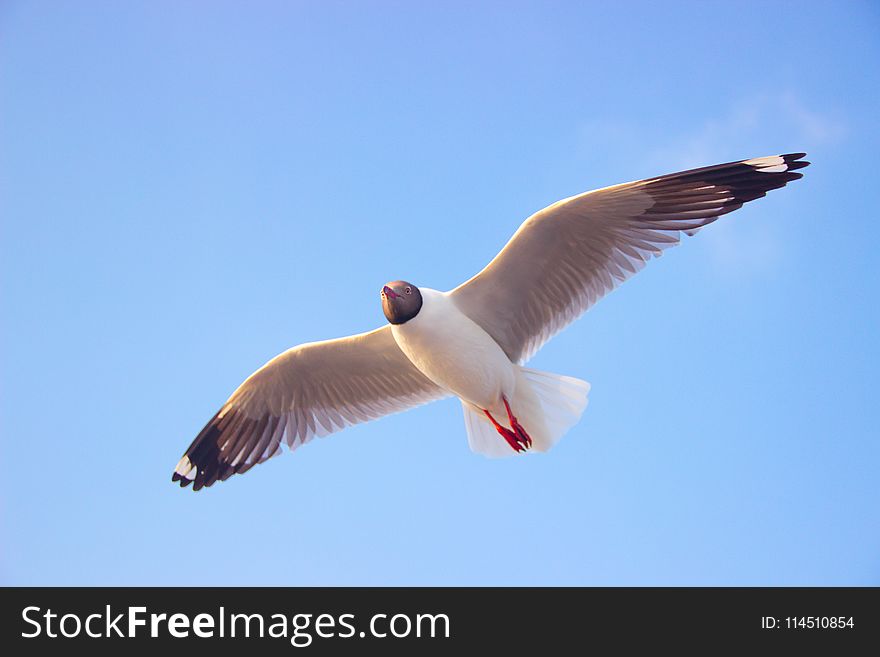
[381,280,422,325]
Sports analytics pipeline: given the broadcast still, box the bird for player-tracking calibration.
[173,153,809,490]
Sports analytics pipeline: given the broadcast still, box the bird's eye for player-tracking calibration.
[405,287,412,295]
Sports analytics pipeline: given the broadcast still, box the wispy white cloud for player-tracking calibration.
[576,93,844,279]
[578,91,845,169]
[699,208,788,281]
[643,92,846,172]
[778,92,847,145]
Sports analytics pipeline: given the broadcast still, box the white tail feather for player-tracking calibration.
[462,366,590,457]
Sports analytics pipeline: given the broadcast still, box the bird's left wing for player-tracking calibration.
[450,153,810,363]
[173,325,447,490]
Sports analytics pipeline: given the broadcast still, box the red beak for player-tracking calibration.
[383,285,401,299]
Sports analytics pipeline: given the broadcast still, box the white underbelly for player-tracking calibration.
[391,291,515,410]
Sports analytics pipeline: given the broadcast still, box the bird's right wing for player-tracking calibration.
[450,153,809,363]
[173,325,447,490]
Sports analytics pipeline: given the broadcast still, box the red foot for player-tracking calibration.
[503,397,533,450]
[483,397,533,452]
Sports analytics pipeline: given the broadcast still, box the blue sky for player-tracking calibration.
[2,1,878,585]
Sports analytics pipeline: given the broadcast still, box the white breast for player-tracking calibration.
[391,288,516,410]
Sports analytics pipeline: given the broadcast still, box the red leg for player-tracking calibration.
[482,410,527,452]
[503,397,533,449]
[483,396,532,452]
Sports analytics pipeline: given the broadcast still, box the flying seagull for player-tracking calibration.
[173,153,809,490]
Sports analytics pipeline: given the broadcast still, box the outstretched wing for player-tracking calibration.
[173,325,447,490]
[451,153,809,363]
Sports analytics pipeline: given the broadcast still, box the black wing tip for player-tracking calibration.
[781,153,810,171]
[171,470,196,489]
[170,467,219,491]
[740,153,809,174]
[171,462,222,492]
[172,406,285,492]
[723,155,809,203]
[643,151,810,230]
[170,410,227,492]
